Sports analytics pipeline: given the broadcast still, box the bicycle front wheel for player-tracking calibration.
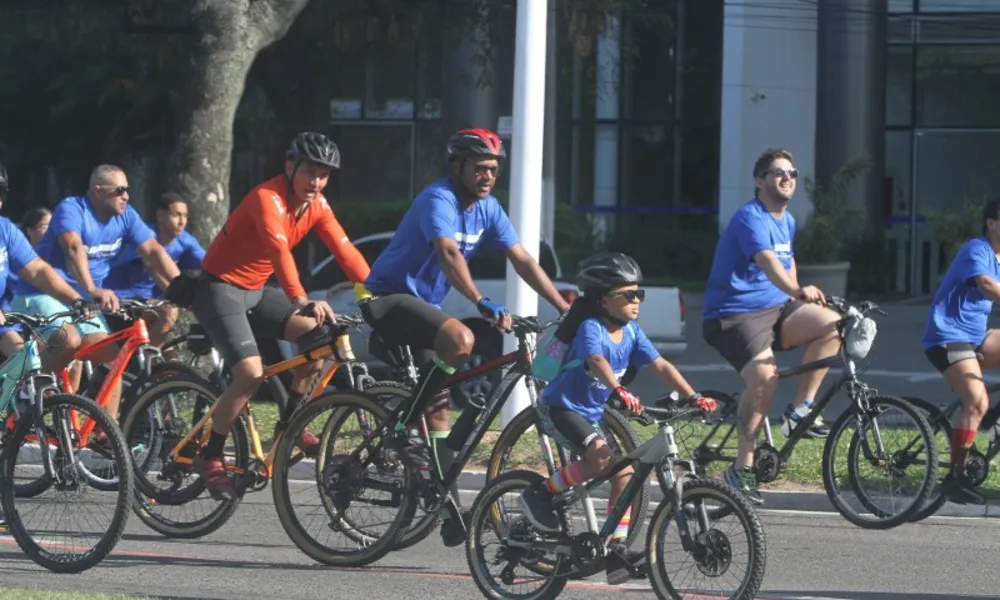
[822,394,938,529]
[646,476,766,600]
[0,393,133,573]
[273,390,418,567]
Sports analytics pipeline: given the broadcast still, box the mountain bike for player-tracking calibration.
[687,295,939,529]
[0,309,133,573]
[465,393,766,600]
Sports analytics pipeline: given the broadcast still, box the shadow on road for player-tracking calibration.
[769,591,998,599]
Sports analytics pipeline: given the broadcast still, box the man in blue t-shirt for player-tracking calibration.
[105,192,205,348]
[702,148,841,505]
[921,197,1000,505]
[358,128,570,546]
[12,164,181,422]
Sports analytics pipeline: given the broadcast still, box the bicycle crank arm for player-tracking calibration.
[504,537,576,556]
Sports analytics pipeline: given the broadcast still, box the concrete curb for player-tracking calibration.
[456,471,999,519]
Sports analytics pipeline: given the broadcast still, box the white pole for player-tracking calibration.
[501,0,547,428]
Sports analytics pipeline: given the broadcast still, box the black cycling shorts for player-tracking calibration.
[360,293,452,366]
[191,273,297,366]
[539,404,608,456]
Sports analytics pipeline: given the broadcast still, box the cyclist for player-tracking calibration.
[191,132,371,501]
[21,207,51,246]
[701,148,840,504]
[358,128,571,545]
[105,192,205,348]
[10,164,181,425]
[516,253,713,584]
[922,197,1000,505]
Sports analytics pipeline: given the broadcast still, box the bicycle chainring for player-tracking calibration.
[570,531,605,573]
[754,443,781,483]
[964,448,989,487]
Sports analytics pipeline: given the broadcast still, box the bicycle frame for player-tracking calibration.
[165,338,347,481]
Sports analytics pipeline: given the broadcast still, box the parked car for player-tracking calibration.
[276,231,687,407]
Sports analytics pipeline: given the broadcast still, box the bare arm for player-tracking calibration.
[648,357,697,398]
[753,250,800,298]
[586,353,624,391]
[57,231,100,296]
[136,238,181,292]
[19,258,83,306]
[976,275,1000,303]
[505,243,570,312]
[789,257,800,288]
[432,237,485,304]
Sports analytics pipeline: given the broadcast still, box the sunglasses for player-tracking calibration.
[605,289,646,302]
[99,185,129,197]
[770,167,798,180]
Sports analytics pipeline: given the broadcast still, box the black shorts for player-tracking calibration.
[538,404,608,456]
[925,339,987,373]
[702,299,805,373]
[360,293,452,366]
[191,274,297,365]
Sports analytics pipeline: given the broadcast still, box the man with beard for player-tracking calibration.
[702,148,841,505]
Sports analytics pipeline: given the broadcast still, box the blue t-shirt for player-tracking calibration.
[105,229,205,299]
[542,318,660,423]
[703,198,796,319]
[364,178,520,306]
[0,218,39,308]
[15,196,155,298]
[922,237,1000,349]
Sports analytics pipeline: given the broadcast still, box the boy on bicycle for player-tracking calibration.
[517,252,714,585]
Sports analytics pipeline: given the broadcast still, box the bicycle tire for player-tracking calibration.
[0,393,133,573]
[273,390,418,567]
[465,469,569,600]
[485,404,652,551]
[120,372,249,539]
[822,394,938,529]
[646,476,766,600]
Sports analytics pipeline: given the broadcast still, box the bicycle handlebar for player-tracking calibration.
[824,295,887,318]
[507,314,558,337]
[609,391,714,427]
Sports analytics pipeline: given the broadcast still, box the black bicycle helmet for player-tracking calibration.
[286,132,340,169]
[446,128,506,162]
[577,253,643,292]
[0,161,7,195]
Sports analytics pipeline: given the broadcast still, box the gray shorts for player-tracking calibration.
[191,274,297,365]
[925,338,989,373]
[702,300,805,373]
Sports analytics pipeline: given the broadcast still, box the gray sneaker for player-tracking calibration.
[517,482,561,533]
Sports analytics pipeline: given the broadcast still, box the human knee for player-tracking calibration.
[437,320,475,359]
[742,362,778,400]
[230,357,265,394]
[584,441,615,474]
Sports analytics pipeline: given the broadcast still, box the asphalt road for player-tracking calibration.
[631,299,992,420]
[2,489,999,599]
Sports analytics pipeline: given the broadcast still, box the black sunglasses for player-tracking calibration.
[605,289,645,302]
[99,185,129,197]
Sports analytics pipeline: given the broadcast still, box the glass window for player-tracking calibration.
[309,237,393,291]
[416,25,444,119]
[884,131,913,221]
[890,0,915,11]
[886,46,913,126]
[623,10,677,120]
[329,124,413,203]
[919,0,1000,11]
[370,23,416,119]
[916,45,1000,127]
[679,123,720,209]
[620,123,673,206]
[414,120,448,188]
[682,0,724,124]
[915,130,1000,216]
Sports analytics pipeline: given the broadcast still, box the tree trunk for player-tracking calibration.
[165,0,311,246]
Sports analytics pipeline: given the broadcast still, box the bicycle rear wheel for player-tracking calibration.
[822,394,938,529]
[273,390,418,567]
[0,393,133,573]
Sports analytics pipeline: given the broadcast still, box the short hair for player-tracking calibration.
[157,191,187,211]
[21,207,51,230]
[982,197,1000,236]
[752,149,794,179]
[88,164,124,187]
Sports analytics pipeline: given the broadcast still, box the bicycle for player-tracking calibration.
[0,309,134,573]
[11,298,200,496]
[465,393,767,600]
[900,386,1000,522]
[297,315,652,560]
[687,295,939,529]
[118,313,403,554]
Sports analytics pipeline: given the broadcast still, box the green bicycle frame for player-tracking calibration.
[0,338,43,416]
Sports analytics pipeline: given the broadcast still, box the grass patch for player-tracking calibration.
[0,591,146,600]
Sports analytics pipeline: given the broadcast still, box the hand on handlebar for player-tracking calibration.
[477,297,511,331]
[686,392,717,414]
[90,288,120,312]
[297,299,336,325]
[615,386,643,416]
[794,285,826,305]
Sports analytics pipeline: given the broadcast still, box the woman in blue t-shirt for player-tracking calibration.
[922,197,1000,505]
[517,253,715,585]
